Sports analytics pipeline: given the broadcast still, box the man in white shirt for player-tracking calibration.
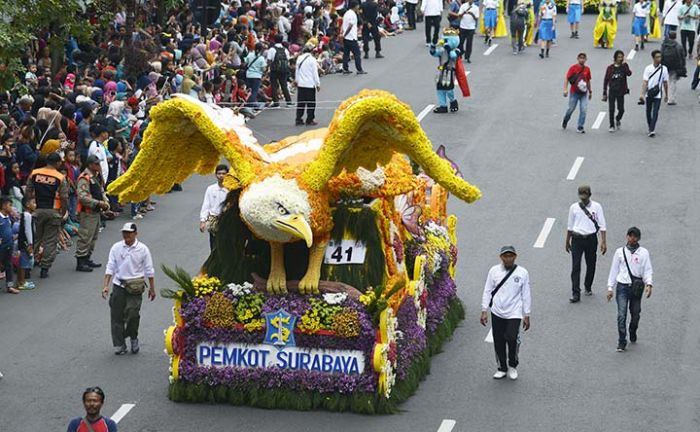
[565,185,607,303]
[421,0,443,45]
[277,9,292,42]
[662,0,681,38]
[87,125,110,183]
[458,0,479,62]
[295,43,321,126]
[102,223,156,355]
[606,227,653,352]
[639,50,669,137]
[342,1,366,74]
[480,246,531,380]
[199,164,229,251]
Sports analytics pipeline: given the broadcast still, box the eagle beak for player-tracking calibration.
[274,214,313,248]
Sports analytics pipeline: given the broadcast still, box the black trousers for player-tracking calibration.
[492,313,520,371]
[296,86,316,122]
[425,15,441,44]
[342,39,363,72]
[571,234,598,296]
[459,28,475,60]
[681,30,695,56]
[0,247,13,288]
[608,92,625,127]
[363,24,381,54]
[406,2,417,28]
[270,71,291,103]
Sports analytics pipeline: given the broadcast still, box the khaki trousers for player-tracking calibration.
[109,285,143,347]
[34,208,62,269]
[76,212,100,258]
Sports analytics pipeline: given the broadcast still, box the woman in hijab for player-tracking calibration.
[190,42,211,70]
[106,101,129,140]
[103,80,118,104]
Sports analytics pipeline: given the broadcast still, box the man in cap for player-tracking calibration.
[481,246,531,380]
[25,152,69,279]
[75,155,111,272]
[565,184,607,303]
[606,227,653,352]
[102,223,156,355]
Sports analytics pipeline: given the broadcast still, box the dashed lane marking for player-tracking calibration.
[627,49,636,60]
[592,111,606,129]
[111,403,135,424]
[417,104,435,122]
[438,419,457,432]
[533,218,556,248]
[566,157,585,180]
[484,44,499,56]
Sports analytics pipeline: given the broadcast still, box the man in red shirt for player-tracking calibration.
[562,52,593,133]
[66,387,118,432]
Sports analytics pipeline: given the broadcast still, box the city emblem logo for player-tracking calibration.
[264,309,297,348]
[514,276,520,283]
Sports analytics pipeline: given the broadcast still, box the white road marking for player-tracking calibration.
[417,104,435,122]
[566,157,585,180]
[111,403,135,424]
[466,70,471,76]
[533,218,556,248]
[485,328,494,343]
[627,49,636,60]
[484,44,499,56]
[437,419,457,432]
[591,111,606,129]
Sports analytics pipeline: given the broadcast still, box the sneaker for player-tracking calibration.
[306,120,319,126]
[363,52,369,59]
[630,331,637,343]
[295,120,305,126]
[493,370,507,379]
[569,296,580,303]
[584,289,593,296]
[115,345,128,355]
[342,70,352,75]
[616,344,626,352]
[132,214,143,220]
[539,52,545,59]
[577,128,585,134]
[609,126,616,133]
[40,268,49,279]
[616,119,621,129]
[667,101,677,106]
[648,131,656,138]
[507,367,518,380]
[356,70,368,75]
[562,119,568,129]
[375,53,384,59]
[131,338,140,354]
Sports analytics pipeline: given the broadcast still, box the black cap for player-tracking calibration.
[46,152,62,165]
[627,227,641,238]
[500,245,517,255]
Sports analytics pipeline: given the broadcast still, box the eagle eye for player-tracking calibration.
[277,203,290,216]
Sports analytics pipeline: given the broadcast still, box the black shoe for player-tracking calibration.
[342,70,352,75]
[114,345,128,355]
[616,343,626,352]
[449,100,459,112]
[375,53,384,59]
[40,268,49,279]
[87,258,102,268]
[306,120,319,126]
[570,32,575,38]
[569,296,580,303]
[76,259,93,272]
[635,44,639,51]
[466,58,471,63]
[577,127,585,134]
[295,119,305,126]
[630,331,637,343]
[584,289,593,296]
[433,106,448,114]
[641,41,645,50]
[539,52,545,59]
[616,119,621,129]
[363,52,369,59]
[574,32,579,39]
[356,70,368,75]
[562,119,568,129]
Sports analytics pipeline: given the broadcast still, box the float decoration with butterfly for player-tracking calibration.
[109,90,481,414]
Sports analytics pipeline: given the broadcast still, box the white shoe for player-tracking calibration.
[507,367,518,380]
[493,370,507,379]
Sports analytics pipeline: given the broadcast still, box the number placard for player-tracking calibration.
[323,240,367,265]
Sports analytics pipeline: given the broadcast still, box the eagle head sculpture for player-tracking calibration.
[107,90,481,295]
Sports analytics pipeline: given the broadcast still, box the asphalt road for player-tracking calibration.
[1,14,699,432]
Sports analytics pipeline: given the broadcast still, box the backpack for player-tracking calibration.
[661,43,681,71]
[270,46,289,73]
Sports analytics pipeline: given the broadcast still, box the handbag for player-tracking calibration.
[123,277,146,295]
[489,265,518,308]
[646,66,663,98]
[622,248,645,298]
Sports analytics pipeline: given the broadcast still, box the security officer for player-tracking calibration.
[75,155,110,272]
[25,152,69,279]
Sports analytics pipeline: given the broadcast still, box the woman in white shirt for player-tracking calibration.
[538,0,557,58]
[633,0,651,50]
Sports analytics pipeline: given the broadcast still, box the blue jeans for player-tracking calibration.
[246,77,262,108]
[645,96,661,132]
[616,283,642,346]
[437,89,456,107]
[563,92,588,129]
[663,24,677,39]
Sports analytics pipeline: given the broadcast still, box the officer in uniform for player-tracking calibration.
[75,155,110,272]
[25,152,69,279]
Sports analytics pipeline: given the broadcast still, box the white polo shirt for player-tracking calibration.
[643,64,669,99]
[567,200,607,236]
[607,246,653,290]
[481,264,532,320]
[459,3,480,29]
[342,9,358,41]
[105,239,155,286]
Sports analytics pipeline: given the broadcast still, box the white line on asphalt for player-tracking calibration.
[533,218,556,248]
[485,328,494,343]
[484,44,499,56]
[111,403,135,424]
[627,49,636,60]
[437,419,457,432]
[566,157,585,180]
[591,111,606,129]
[417,104,435,122]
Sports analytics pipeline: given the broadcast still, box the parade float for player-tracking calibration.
[108,90,481,413]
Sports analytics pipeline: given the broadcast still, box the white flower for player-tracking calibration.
[356,166,386,193]
[425,221,449,239]
[322,292,347,305]
[226,281,254,296]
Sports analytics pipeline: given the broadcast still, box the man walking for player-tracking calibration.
[199,164,229,251]
[102,223,156,355]
[639,50,669,137]
[565,185,607,303]
[362,0,383,59]
[25,152,69,279]
[660,31,687,105]
[458,0,479,62]
[405,0,419,30]
[662,0,681,38]
[267,34,293,107]
[342,1,366,75]
[567,0,583,38]
[606,227,653,352]
[562,53,593,133]
[75,155,110,272]
[295,43,321,126]
[510,1,530,55]
[678,0,699,58]
[66,387,118,432]
[480,246,531,380]
[602,50,633,132]
[422,0,443,46]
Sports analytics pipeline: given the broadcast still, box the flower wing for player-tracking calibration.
[301,90,481,203]
[107,95,266,203]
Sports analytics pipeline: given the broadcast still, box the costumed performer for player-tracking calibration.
[539,0,557,58]
[524,0,537,46]
[429,27,471,113]
[649,0,662,40]
[594,0,618,48]
[632,0,651,50]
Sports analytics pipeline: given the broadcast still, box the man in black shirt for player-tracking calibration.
[362,0,384,59]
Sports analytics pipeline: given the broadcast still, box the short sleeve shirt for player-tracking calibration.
[342,9,358,40]
[679,4,700,31]
[643,64,669,98]
[566,64,592,93]
[459,4,480,29]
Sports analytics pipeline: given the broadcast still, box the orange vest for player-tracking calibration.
[30,167,65,210]
[76,171,102,214]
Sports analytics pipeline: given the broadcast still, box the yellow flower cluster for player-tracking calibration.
[243,318,265,332]
[332,309,361,338]
[298,309,322,333]
[359,289,376,306]
[203,292,235,327]
[235,293,264,324]
[192,276,222,297]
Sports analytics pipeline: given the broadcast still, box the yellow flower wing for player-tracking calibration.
[302,90,481,203]
[107,95,265,202]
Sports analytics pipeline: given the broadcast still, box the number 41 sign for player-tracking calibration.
[323,239,368,265]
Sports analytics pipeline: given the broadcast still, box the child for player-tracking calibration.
[17,196,36,290]
[0,196,18,294]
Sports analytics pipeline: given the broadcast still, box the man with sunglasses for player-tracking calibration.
[66,386,117,432]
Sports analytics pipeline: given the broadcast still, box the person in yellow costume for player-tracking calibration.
[648,0,662,40]
[480,0,509,39]
[593,0,617,48]
[524,0,536,46]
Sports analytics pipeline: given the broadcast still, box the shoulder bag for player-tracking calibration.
[646,66,663,98]
[489,265,518,308]
[82,417,97,432]
[622,248,645,298]
[578,202,600,233]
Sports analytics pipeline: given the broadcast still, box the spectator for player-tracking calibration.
[267,34,293,107]
[245,42,267,110]
[342,1,366,75]
[295,43,321,126]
